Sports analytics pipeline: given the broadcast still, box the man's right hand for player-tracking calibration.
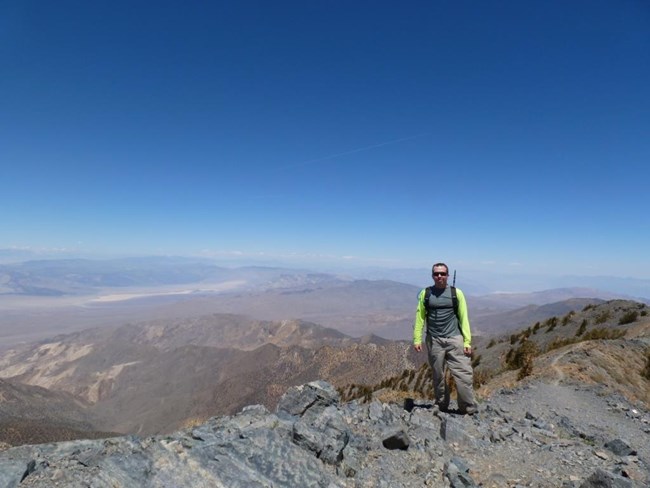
[414,344,422,352]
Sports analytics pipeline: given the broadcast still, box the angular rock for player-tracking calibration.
[293,405,350,465]
[445,458,478,487]
[440,416,479,448]
[580,468,632,488]
[604,439,637,457]
[0,379,648,488]
[276,381,340,417]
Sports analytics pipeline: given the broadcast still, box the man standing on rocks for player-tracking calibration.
[413,263,477,415]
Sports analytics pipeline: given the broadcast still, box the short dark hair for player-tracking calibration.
[431,262,449,274]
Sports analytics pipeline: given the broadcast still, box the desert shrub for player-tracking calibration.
[341,384,367,402]
[576,319,588,336]
[641,310,648,317]
[582,328,625,340]
[487,338,496,349]
[510,334,518,345]
[532,322,541,334]
[180,415,210,430]
[594,310,610,324]
[619,310,638,325]
[583,304,595,311]
[445,370,457,397]
[642,352,650,381]
[473,368,493,388]
[505,347,515,366]
[547,337,578,352]
[517,360,533,380]
[423,383,434,400]
[471,354,482,368]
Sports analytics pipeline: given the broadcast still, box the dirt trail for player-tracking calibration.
[550,348,568,386]
[549,341,589,386]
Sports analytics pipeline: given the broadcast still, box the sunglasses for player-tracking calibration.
[433,272,448,277]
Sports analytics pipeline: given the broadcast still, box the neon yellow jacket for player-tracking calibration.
[413,287,472,348]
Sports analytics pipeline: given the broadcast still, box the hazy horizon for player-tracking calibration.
[1,249,649,300]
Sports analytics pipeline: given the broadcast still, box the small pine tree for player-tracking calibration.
[545,317,558,333]
[562,311,575,326]
[576,319,588,336]
[545,316,558,327]
[516,340,538,380]
[506,340,540,371]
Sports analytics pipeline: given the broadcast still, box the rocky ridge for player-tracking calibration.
[1,380,648,488]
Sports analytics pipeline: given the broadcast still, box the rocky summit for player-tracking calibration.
[0,380,649,488]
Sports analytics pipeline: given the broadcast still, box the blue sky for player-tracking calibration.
[1,1,649,279]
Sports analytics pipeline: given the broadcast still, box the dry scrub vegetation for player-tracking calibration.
[339,300,650,409]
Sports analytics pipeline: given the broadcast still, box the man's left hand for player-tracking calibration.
[464,346,472,357]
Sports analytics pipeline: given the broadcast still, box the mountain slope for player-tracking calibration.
[0,379,117,446]
[343,299,650,414]
[472,297,604,335]
[0,314,423,435]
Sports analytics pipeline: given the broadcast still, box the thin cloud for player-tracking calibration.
[274,133,425,171]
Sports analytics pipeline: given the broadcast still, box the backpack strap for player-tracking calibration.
[451,286,459,319]
[423,286,459,319]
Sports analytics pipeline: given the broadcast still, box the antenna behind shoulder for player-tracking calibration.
[452,269,456,287]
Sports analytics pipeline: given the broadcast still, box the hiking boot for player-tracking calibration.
[435,403,449,413]
[403,398,415,412]
[461,405,478,415]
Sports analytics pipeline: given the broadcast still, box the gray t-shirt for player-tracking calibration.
[425,286,460,338]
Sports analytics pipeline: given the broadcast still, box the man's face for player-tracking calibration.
[432,266,448,288]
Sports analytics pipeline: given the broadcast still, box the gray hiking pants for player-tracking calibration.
[426,334,476,411]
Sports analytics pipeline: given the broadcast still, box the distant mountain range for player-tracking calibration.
[1,257,646,349]
[2,256,649,299]
[0,256,345,296]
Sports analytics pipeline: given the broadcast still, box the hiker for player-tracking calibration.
[413,263,477,415]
